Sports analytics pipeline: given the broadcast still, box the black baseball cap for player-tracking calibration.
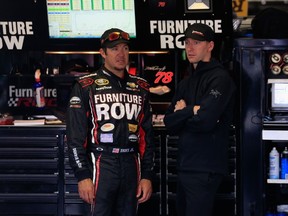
[100,28,130,48]
[180,23,214,42]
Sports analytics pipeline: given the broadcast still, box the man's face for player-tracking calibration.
[184,38,214,64]
[101,43,129,74]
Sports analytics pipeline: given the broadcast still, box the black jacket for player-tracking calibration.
[66,66,155,182]
[164,59,236,174]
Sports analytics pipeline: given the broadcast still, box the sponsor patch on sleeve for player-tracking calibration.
[79,78,94,88]
[69,96,81,108]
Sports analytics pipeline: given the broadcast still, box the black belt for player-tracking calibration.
[94,145,136,154]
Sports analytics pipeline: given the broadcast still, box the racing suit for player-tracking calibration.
[66,66,155,216]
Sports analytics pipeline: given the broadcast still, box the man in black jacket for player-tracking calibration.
[164,23,236,216]
[66,28,155,216]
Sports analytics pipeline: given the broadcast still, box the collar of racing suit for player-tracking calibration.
[101,65,129,84]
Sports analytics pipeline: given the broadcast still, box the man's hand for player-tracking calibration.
[174,99,187,112]
[136,179,153,203]
[193,105,200,114]
[78,178,95,204]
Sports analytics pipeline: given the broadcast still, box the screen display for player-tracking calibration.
[271,83,288,111]
[46,0,136,39]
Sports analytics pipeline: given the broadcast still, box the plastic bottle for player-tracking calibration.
[281,147,288,179]
[269,147,280,179]
[34,69,45,108]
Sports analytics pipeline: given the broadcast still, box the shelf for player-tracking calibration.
[262,130,288,140]
[267,179,288,184]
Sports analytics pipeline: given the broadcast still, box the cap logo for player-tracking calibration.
[192,30,204,36]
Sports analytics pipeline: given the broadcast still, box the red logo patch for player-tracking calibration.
[79,78,94,88]
[137,80,150,91]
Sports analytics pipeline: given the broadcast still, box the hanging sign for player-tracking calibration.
[0,21,34,50]
[232,0,248,17]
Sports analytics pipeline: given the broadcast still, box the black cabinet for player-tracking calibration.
[138,133,162,216]
[150,127,237,216]
[0,126,65,215]
[0,126,236,216]
[234,38,288,216]
[263,125,288,215]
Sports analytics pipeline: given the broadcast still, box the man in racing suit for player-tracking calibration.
[66,28,155,216]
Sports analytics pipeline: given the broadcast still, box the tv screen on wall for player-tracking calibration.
[46,0,137,39]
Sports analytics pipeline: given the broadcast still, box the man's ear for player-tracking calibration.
[208,41,214,52]
[99,48,106,58]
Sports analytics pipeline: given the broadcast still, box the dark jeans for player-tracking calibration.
[177,171,223,216]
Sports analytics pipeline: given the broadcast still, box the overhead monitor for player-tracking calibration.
[46,0,137,39]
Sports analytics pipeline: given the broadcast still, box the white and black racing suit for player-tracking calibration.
[66,66,155,216]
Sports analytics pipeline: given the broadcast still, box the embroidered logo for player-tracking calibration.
[192,30,204,36]
[101,123,115,132]
[95,79,109,86]
[210,89,222,98]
